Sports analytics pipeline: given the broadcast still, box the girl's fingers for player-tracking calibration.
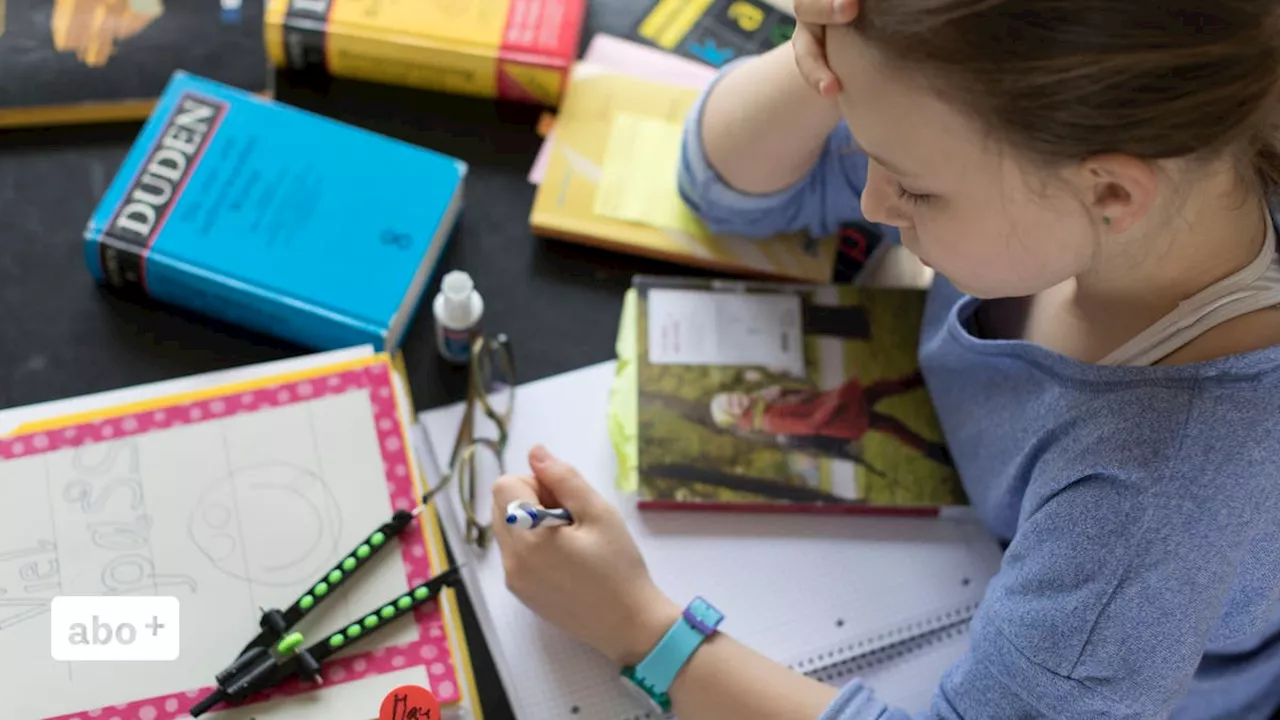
[528,445,601,514]
[492,473,542,543]
[793,0,860,24]
[793,24,841,96]
[493,473,541,508]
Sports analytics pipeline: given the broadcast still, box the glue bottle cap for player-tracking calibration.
[443,270,473,300]
[438,271,480,327]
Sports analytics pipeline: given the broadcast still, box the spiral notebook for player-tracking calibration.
[416,361,1004,719]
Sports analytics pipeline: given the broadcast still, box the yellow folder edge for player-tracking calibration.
[3,352,484,715]
[3,354,383,437]
[606,288,641,493]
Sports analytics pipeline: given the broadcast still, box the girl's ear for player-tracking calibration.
[1068,154,1159,234]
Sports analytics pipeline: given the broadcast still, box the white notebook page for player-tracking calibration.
[418,361,1003,720]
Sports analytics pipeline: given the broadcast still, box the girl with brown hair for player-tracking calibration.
[491,1,1280,717]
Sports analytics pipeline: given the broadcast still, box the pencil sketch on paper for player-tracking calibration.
[2,438,200,633]
[65,441,198,600]
[189,462,343,586]
[0,539,59,630]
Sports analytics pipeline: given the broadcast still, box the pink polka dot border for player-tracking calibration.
[18,364,462,719]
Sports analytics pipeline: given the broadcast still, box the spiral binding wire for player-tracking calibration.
[788,600,980,676]
[808,620,971,686]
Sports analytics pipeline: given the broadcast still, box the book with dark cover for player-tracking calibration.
[0,0,270,128]
[627,0,795,69]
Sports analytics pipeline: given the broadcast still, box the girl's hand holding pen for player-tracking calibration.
[492,445,681,668]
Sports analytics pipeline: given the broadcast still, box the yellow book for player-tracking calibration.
[265,0,585,106]
[530,64,841,282]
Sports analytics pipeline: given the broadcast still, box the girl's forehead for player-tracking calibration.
[830,33,991,180]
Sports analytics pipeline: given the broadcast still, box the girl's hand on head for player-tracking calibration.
[492,445,681,667]
[792,0,860,97]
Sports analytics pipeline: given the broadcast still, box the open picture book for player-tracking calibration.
[624,275,968,515]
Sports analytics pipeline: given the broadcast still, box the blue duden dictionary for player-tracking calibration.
[83,71,467,351]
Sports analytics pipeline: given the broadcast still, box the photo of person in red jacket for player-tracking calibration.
[709,372,952,467]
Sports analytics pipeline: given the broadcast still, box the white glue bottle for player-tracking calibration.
[432,270,484,366]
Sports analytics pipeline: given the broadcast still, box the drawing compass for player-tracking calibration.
[188,506,461,717]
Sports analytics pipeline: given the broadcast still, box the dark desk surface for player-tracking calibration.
[0,5,698,718]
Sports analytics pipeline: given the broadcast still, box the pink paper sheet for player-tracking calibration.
[527,34,719,184]
[20,363,461,720]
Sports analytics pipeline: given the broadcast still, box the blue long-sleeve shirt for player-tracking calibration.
[679,63,1280,719]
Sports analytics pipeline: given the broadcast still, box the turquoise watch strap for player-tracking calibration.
[622,597,723,711]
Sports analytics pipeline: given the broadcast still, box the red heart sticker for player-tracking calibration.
[379,684,440,720]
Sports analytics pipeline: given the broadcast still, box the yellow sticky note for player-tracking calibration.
[594,113,706,236]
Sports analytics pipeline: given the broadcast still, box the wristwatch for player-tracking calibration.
[620,597,724,713]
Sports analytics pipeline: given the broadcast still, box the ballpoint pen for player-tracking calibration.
[505,500,574,529]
